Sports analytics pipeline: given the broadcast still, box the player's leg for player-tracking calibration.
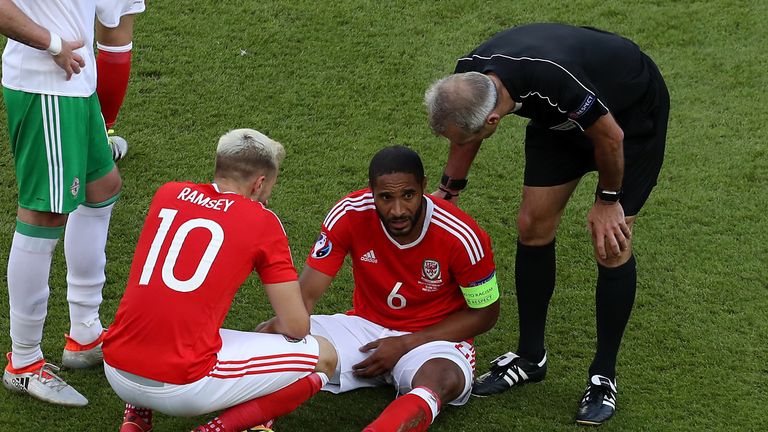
[96,15,134,131]
[474,126,590,396]
[95,0,145,161]
[578,74,669,425]
[198,335,337,432]
[62,93,121,369]
[105,330,329,431]
[364,341,474,431]
[2,90,88,406]
[191,330,334,432]
[309,313,392,393]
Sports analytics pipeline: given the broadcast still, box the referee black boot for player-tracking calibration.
[575,375,618,426]
[472,351,547,397]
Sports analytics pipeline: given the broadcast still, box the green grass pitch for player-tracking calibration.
[0,1,766,430]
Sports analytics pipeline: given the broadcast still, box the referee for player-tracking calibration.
[424,23,669,425]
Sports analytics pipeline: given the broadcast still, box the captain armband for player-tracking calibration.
[460,272,499,309]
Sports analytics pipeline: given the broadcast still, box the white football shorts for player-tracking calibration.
[104,329,319,417]
[310,314,476,406]
[96,0,146,28]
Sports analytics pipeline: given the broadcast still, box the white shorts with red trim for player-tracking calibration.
[104,329,319,417]
[310,314,475,406]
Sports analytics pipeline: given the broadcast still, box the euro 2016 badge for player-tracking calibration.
[311,232,333,259]
[422,259,441,280]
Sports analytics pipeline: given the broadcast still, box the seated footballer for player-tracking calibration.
[259,145,501,431]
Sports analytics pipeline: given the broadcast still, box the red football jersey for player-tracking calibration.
[103,182,298,384]
[306,189,496,332]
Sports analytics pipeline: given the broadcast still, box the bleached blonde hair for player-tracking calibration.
[215,128,285,181]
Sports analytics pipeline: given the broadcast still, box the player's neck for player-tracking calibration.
[213,178,249,197]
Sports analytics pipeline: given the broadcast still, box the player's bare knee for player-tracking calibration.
[17,208,67,226]
[86,167,122,204]
[413,358,465,403]
[313,335,338,377]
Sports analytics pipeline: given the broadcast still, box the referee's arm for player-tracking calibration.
[584,112,631,260]
[585,112,624,192]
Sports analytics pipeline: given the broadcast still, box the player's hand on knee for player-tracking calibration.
[353,336,410,378]
[52,39,85,80]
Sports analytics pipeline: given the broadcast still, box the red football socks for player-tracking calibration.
[120,404,152,432]
[363,387,441,432]
[96,43,132,129]
[195,372,326,432]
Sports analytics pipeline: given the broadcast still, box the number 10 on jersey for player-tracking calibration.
[138,208,224,293]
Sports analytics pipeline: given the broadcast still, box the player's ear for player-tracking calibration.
[421,176,428,192]
[251,175,266,196]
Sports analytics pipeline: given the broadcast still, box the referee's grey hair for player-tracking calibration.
[215,128,285,182]
[424,72,498,135]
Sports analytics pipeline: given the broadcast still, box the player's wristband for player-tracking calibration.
[440,174,468,191]
[47,31,62,56]
[461,272,499,309]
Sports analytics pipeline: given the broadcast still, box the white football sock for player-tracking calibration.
[7,231,58,368]
[410,386,441,424]
[64,203,114,345]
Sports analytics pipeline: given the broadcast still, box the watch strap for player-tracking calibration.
[440,173,468,191]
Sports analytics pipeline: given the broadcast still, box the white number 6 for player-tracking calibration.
[387,282,407,310]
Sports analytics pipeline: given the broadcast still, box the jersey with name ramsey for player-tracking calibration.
[103,182,297,384]
[306,189,497,333]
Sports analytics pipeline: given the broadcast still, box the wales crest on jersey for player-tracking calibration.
[419,259,443,292]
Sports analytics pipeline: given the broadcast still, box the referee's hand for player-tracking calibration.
[431,189,461,206]
[588,201,631,260]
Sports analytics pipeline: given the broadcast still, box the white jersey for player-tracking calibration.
[2,0,97,97]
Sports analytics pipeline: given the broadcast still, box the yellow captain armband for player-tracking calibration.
[460,272,500,309]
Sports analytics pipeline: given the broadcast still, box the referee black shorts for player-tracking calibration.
[523,59,670,217]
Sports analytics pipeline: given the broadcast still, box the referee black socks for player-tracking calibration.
[590,254,637,380]
[515,238,556,364]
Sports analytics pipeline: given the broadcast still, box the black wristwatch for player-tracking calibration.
[596,187,623,203]
[440,174,468,191]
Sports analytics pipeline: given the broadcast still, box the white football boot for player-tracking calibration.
[3,354,88,407]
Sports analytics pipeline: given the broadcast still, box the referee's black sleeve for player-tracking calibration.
[522,59,608,130]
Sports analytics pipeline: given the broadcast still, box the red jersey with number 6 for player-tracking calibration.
[306,189,496,332]
[103,182,298,384]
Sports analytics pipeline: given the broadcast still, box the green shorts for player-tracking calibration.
[3,88,115,214]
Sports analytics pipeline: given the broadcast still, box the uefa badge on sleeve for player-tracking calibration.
[311,232,333,259]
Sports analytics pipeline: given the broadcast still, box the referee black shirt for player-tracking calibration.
[455,23,660,134]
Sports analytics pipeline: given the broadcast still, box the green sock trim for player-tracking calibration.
[15,220,64,239]
[83,192,120,208]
